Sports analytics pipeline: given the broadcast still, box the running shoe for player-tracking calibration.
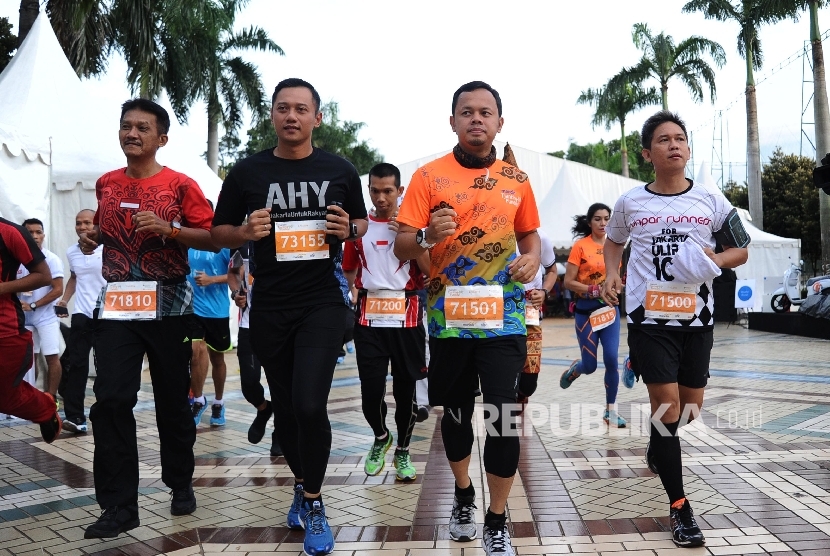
[336,356,345,364]
[271,429,283,457]
[646,440,658,474]
[449,494,477,542]
[345,341,355,354]
[393,448,417,481]
[364,433,393,476]
[83,505,140,539]
[303,499,335,555]
[248,401,273,444]
[287,483,306,529]
[191,400,206,425]
[62,416,88,434]
[170,484,197,515]
[40,393,62,443]
[669,499,705,547]
[603,409,627,428]
[559,360,580,389]
[209,404,225,426]
[482,520,515,555]
[416,405,430,423]
[622,356,636,389]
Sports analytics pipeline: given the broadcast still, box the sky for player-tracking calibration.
[0,0,825,185]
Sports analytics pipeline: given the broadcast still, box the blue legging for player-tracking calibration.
[573,299,620,405]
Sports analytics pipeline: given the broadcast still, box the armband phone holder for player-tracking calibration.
[713,208,751,248]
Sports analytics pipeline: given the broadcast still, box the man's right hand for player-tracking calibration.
[242,208,272,241]
[426,208,457,244]
[233,291,247,308]
[78,229,99,255]
[601,273,623,306]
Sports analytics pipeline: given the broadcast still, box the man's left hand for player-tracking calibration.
[134,211,173,236]
[194,271,212,286]
[526,289,546,307]
[508,253,540,284]
[325,205,350,240]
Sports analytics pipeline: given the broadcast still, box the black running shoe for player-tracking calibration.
[270,428,283,457]
[248,401,273,444]
[170,484,197,516]
[670,499,705,547]
[416,405,430,423]
[646,440,658,474]
[39,394,62,443]
[84,506,140,539]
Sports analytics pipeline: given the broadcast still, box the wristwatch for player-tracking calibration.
[415,228,435,249]
[169,220,182,238]
[29,302,37,310]
[347,222,358,240]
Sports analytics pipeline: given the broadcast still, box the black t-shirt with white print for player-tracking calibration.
[606,180,742,329]
[212,148,367,311]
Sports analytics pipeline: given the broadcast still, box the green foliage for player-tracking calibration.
[552,131,655,182]
[722,179,749,209]
[236,101,384,175]
[760,148,821,270]
[0,17,16,73]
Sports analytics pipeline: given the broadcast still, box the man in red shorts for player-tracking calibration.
[0,217,61,442]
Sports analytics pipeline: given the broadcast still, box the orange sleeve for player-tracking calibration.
[514,181,540,233]
[567,239,583,266]
[396,169,431,230]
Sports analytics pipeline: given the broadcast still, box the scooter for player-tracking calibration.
[771,260,830,313]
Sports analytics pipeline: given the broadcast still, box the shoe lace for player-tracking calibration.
[306,504,327,535]
[394,451,410,468]
[485,523,508,551]
[211,405,222,419]
[674,503,698,529]
[290,487,304,513]
[368,439,387,461]
[191,402,203,417]
[452,498,476,524]
[100,506,118,520]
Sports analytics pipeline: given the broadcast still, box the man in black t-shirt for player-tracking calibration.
[212,78,367,556]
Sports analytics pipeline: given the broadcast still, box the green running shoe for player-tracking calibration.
[393,448,417,481]
[364,433,393,476]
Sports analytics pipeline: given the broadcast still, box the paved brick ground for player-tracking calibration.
[1,318,828,555]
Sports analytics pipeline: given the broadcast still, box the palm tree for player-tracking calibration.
[621,23,726,110]
[577,73,661,178]
[191,2,283,173]
[683,0,800,231]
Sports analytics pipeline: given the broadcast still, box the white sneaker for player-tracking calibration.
[482,521,515,555]
[448,495,477,542]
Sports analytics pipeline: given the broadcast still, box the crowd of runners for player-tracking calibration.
[0,78,751,555]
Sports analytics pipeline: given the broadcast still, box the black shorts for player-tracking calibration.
[187,315,232,352]
[628,327,713,388]
[427,335,526,407]
[354,323,427,382]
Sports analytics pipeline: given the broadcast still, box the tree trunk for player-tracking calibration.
[207,112,220,174]
[620,119,629,178]
[745,46,763,230]
[661,83,668,111]
[17,0,39,47]
[810,0,830,268]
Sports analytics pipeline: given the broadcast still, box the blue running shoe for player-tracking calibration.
[287,483,306,529]
[336,356,345,365]
[345,341,355,354]
[209,404,225,426]
[622,356,636,389]
[303,499,335,555]
[560,360,580,389]
[191,401,207,426]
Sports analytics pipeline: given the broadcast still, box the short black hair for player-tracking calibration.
[120,98,171,135]
[641,110,687,149]
[452,81,502,116]
[22,218,44,229]
[368,163,401,188]
[271,78,321,113]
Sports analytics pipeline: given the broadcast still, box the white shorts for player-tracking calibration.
[27,320,60,356]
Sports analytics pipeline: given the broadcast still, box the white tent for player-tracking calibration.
[361,141,645,248]
[0,11,222,268]
[695,163,801,311]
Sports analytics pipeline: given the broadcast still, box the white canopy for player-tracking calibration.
[0,11,222,265]
[361,141,645,248]
[695,162,801,311]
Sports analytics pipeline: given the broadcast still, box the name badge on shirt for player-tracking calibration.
[444,285,504,330]
[365,290,406,323]
[119,199,140,210]
[644,282,696,321]
[100,281,160,320]
[274,220,329,261]
[589,306,616,331]
[525,304,540,326]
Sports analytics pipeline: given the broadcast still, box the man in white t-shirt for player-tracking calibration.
[56,209,107,433]
[17,218,64,395]
[602,111,750,549]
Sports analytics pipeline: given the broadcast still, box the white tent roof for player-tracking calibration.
[362,141,645,248]
[0,11,222,199]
